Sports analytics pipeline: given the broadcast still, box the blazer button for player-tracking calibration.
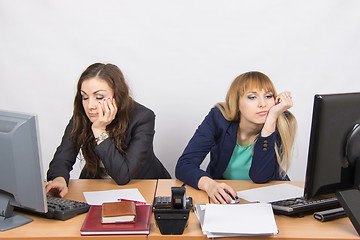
[264,140,268,144]
[263,143,268,148]
[263,147,267,151]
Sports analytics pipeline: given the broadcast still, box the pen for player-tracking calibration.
[117,198,147,205]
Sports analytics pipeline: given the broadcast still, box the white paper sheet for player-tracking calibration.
[83,188,146,205]
[237,183,304,203]
[202,203,278,236]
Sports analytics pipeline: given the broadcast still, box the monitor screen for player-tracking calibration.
[0,110,47,231]
[303,92,360,200]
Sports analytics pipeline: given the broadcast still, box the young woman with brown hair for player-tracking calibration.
[46,63,170,197]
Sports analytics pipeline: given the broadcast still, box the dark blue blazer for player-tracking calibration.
[175,107,289,189]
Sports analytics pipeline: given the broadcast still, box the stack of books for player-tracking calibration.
[80,201,152,236]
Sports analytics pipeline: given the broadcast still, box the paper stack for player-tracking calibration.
[195,203,278,238]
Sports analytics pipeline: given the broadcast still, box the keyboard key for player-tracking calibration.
[44,196,90,220]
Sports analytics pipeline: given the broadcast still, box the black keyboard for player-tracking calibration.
[271,196,340,216]
[43,196,90,220]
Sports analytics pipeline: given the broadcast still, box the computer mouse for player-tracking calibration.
[225,191,240,204]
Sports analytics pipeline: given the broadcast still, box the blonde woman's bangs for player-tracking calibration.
[240,75,277,97]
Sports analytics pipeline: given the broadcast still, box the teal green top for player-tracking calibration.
[222,143,252,180]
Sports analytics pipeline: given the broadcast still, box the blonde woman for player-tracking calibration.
[175,71,297,204]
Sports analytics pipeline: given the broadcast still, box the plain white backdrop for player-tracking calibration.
[1,0,360,181]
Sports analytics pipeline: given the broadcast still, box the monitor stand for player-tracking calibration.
[337,123,360,236]
[336,188,360,236]
[0,193,33,232]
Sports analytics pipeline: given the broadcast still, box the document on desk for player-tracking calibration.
[194,204,206,228]
[83,188,146,205]
[201,203,278,238]
[237,183,304,203]
[195,204,239,238]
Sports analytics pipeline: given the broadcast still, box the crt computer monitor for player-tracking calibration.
[0,110,47,231]
[303,92,360,200]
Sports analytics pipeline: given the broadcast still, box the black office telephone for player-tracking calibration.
[153,186,191,235]
[153,196,193,209]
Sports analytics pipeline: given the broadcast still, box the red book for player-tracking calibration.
[80,204,152,235]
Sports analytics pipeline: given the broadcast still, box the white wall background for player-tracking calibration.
[1,0,360,182]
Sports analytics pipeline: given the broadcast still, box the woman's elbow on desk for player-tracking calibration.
[249,173,273,184]
[250,171,289,184]
[112,176,131,185]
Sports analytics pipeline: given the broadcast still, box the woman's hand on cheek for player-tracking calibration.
[268,91,293,119]
[92,98,118,132]
[261,92,293,137]
[109,98,118,120]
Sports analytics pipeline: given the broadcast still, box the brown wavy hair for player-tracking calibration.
[70,63,133,177]
[216,71,297,178]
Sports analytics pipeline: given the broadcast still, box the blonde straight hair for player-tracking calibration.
[216,71,297,178]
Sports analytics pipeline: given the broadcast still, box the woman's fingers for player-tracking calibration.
[100,98,117,121]
[209,182,236,204]
[273,91,293,115]
[45,177,68,198]
[108,98,117,120]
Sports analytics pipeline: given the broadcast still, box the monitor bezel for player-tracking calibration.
[0,110,47,231]
[303,92,360,200]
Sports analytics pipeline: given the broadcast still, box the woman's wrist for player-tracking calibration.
[198,176,214,192]
[261,114,277,137]
[95,132,109,144]
[92,128,109,144]
[261,126,275,137]
[53,176,67,185]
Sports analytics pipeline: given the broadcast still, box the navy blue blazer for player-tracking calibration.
[175,107,289,189]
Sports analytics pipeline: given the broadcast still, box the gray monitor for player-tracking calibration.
[0,110,47,231]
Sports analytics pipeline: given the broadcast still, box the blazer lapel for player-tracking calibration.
[215,122,238,178]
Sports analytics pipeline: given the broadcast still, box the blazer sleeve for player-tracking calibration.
[94,107,156,185]
[47,119,77,185]
[175,108,221,189]
[250,132,289,183]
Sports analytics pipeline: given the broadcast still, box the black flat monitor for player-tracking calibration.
[304,92,360,200]
[0,110,47,231]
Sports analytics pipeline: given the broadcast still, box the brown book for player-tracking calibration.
[81,204,151,235]
[101,201,136,223]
